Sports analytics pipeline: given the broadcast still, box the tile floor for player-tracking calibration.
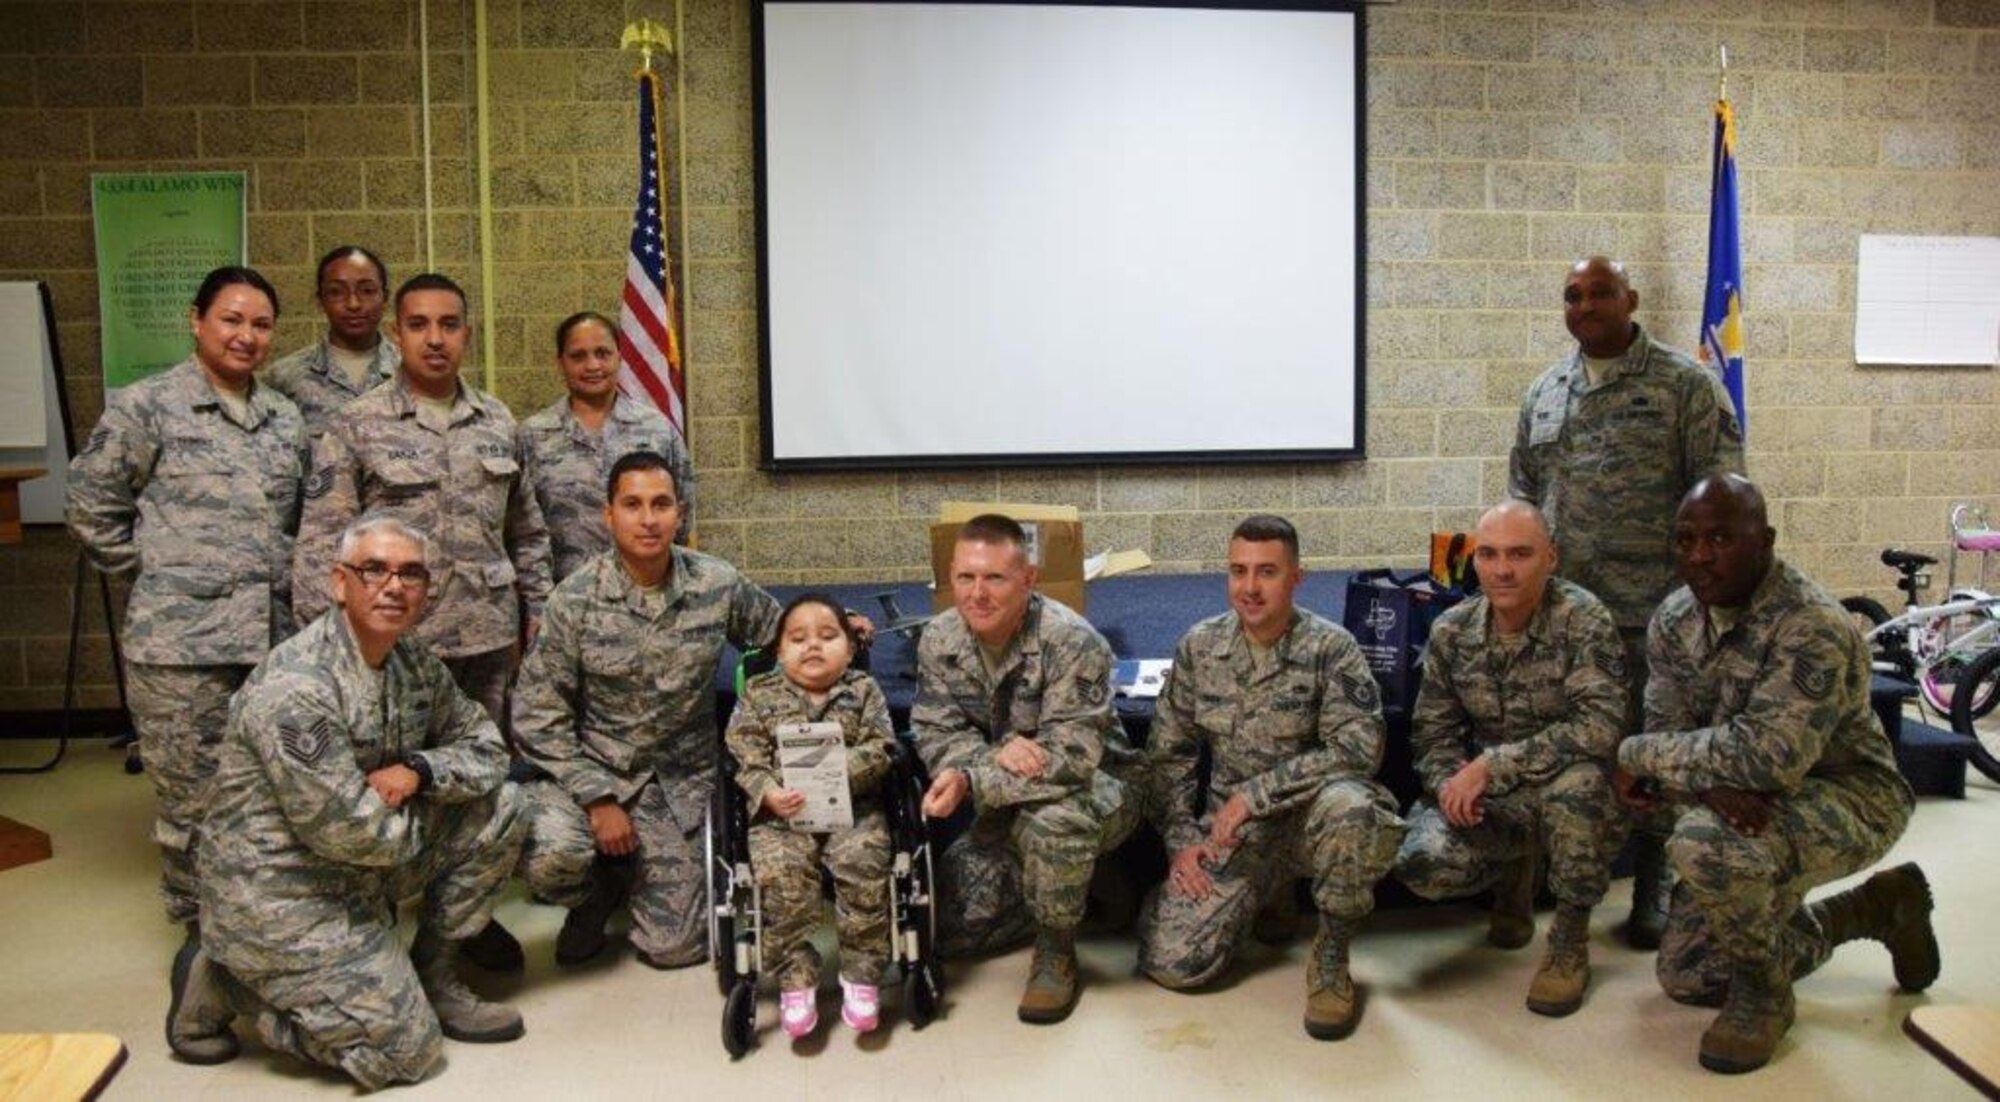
[1,738,1994,1100]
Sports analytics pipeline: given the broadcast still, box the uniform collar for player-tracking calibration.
[1697,557,1789,640]
[591,545,692,617]
[1210,607,1306,673]
[171,358,277,429]
[1466,584,1560,650]
[1564,324,1655,392]
[767,666,863,712]
[390,375,478,427]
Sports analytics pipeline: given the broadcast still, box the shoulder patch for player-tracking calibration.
[303,463,336,499]
[1791,657,1833,701]
[1592,645,1627,680]
[279,715,335,766]
[1341,672,1380,711]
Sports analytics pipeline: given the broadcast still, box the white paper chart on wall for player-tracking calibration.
[1854,235,2000,367]
[0,283,71,524]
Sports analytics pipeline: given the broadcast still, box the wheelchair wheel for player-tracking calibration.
[722,978,757,1058]
[706,814,740,996]
[1948,644,2000,782]
[907,959,945,1028]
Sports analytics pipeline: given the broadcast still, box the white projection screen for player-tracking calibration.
[754,0,1366,469]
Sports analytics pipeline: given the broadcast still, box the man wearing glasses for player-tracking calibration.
[170,516,526,1089]
[265,245,400,439]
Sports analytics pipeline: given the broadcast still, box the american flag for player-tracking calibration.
[617,69,687,441]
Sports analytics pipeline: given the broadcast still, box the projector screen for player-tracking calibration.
[754,0,1366,469]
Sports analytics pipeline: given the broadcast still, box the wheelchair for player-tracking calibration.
[706,652,946,1057]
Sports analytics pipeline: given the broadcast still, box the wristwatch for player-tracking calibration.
[403,754,434,794]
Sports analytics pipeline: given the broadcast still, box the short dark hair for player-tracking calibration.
[192,266,280,318]
[957,512,1028,551]
[776,592,861,653]
[316,245,388,289]
[1231,514,1299,561]
[393,272,467,317]
[605,449,677,503]
[555,311,617,356]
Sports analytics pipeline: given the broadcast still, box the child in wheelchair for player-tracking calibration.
[724,593,897,1039]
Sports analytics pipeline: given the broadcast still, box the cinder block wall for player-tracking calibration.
[2,0,1998,711]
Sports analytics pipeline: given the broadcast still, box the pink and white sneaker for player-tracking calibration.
[779,989,818,1039]
[840,978,880,1033]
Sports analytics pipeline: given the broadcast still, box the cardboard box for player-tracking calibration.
[930,502,1086,614]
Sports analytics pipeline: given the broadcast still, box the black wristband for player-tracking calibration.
[404,754,434,794]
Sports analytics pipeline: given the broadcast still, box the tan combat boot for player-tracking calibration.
[167,930,241,1065]
[1017,927,1080,1024]
[1525,904,1591,1017]
[413,929,526,1043]
[1304,916,1359,1041]
[1489,848,1538,950]
[1698,961,1795,1074]
[1808,862,1940,992]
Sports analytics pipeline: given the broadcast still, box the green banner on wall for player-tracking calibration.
[91,172,247,390]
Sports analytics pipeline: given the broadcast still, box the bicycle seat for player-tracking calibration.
[1881,549,1937,570]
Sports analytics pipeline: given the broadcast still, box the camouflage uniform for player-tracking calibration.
[1136,610,1405,989]
[725,667,894,990]
[512,547,780,965]
[518,394,696,579]
[65,358,306,924]
[263,336,398,441]
[911,595,1141,957]
[1509,323,1746,720]
[1619,560,1913,1002]
[292,378,552,724]
[1395,579,1627,909]
[197,610,523,1091]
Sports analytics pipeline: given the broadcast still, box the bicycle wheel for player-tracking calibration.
[1947,644,2000,781]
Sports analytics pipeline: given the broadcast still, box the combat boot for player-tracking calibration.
[1625,833,1672,950]
[1525,904,1592,1017]
[1304,916,1359,1041]
[1808,862,1940,992]
[166,931,240,1065]
[458,917,524,973]
[1017,927,1080,1024]
[555,860,630,966]
[1698,961,1795,1074]
[1489,849,1538,950]
[412,929,526,1043]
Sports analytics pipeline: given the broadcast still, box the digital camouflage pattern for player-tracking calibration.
[1509,325,1745,632]
[292,378,552,657]
[1397,579,1628,909]
[518,394,696,579]
[1621,559,1913,998]
[65,358,306,923]
[263,336,398,440]
[67,359,307,665]
[727,668,895,990]
[197,610,523,1090]
[512,547,780,962]
[125,663,249,923]
[1137,609,1404,988]
[911,595,1139,953]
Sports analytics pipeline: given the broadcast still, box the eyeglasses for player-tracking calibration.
[339,561,432,589]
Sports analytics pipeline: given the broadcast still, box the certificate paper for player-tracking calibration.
[777,721,853,832]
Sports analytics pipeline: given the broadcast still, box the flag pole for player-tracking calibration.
[1717,44,1729,102]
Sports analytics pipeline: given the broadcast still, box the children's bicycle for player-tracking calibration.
[1844,504,2000,781]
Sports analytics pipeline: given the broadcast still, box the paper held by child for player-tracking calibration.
[776,721,853,832]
